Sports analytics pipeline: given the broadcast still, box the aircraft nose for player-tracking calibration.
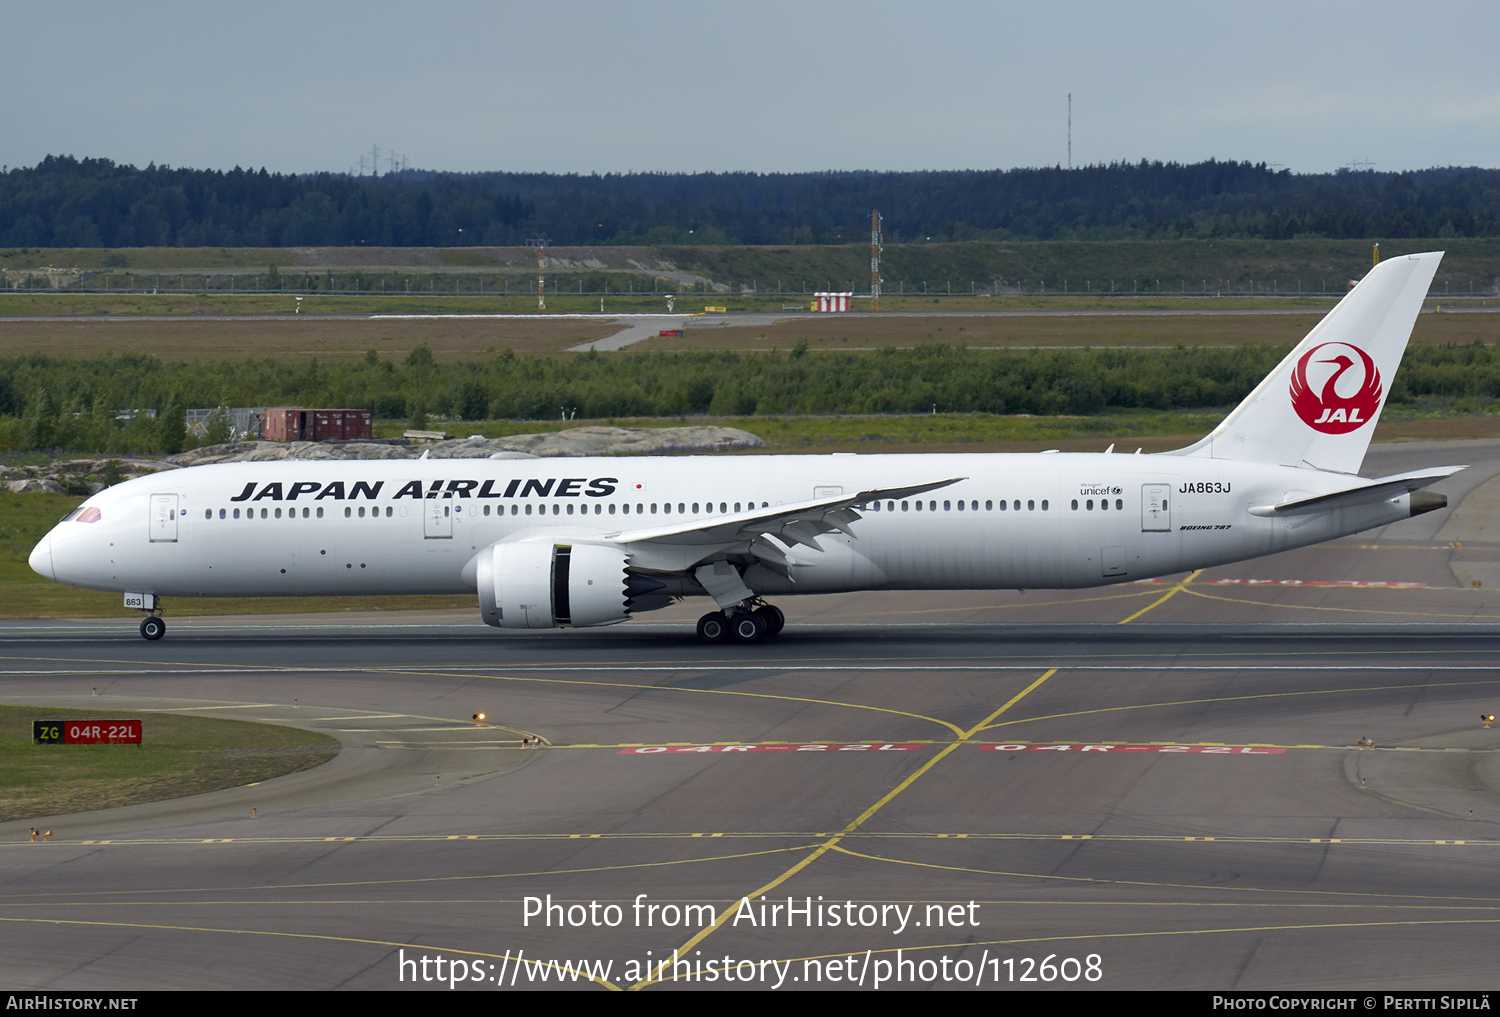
[29,533,54,580]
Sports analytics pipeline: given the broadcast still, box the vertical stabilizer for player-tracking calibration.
[1169,251,1441,474]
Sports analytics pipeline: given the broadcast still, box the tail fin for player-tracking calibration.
[1169,251,1441,474]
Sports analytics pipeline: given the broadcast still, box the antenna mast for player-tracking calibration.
[526,238,549,311]
[1067,94,1072,170]
[870,210,883,311]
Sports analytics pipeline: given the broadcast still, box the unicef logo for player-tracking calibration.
[1289,342,1382,434]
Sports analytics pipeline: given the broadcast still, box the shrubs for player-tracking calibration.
[1,341,1498,454]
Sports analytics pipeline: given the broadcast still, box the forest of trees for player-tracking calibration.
[4,156,1500,249]
[3,342,1498,454]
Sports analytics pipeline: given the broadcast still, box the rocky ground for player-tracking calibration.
[3,425,765,494]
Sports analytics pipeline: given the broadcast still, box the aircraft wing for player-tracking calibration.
[600,477,964,576]
[606,477,965,547]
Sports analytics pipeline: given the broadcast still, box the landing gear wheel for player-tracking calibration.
[754,605,785,637]
[140,616,166,641]
[731,611,766,644]
[696,612,730,643]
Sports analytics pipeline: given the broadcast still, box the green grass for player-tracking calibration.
[0,705,338,822]
[396,408,1230,447]
[6,237,1496,287]
[0,291,1360,317]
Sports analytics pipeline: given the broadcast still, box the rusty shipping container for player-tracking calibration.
[263,408,306,442]
[264,408,372,442]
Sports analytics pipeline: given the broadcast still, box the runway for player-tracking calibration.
[3,439,1500,991]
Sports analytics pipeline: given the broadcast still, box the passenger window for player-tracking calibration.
[734,502,741,512]
[1116,499,1123,510]
[944,501,951,511]
[1042,500,1049,510]
[1014,500,1021,511]
[233,508,240,519]
[344,507,351,518]
[902,501,909,511]
[484,505,490,516]
[317,507,324,518]
[1100,499,1108,511]
[567,504,575,515]
[609,504,616,515]
[929,501,936,511]
[261,508,268,519]
[1028,500,1035,511]
[1072,500,1078,510]
[511,505,518,515]
[985,500,992,511]
[358,506,365,518]
[526,505,533,516]
[1087,500,1093,510]
[692,503,699,513]
[915,501,922,511]
[204,509,211,520]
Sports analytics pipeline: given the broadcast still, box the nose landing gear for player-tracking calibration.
[128,593,166,640]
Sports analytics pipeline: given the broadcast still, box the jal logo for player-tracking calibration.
[1289,342,1382,434]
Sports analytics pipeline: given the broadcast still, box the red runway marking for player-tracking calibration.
[979,743,1286,754]
[618,743,925,755]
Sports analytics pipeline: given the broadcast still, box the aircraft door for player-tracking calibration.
[424,499,453,539]
[1141,484,1171,532]
[149,494,179,542]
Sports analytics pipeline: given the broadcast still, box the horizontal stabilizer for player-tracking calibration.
[1248,466,1464,517]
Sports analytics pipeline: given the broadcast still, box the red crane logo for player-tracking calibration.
[1289,342,1382,434]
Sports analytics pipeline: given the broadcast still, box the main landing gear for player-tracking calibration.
[697,601,785,644]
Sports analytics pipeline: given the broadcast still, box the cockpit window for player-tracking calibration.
[60,509,83,523]
[76,507,102,524]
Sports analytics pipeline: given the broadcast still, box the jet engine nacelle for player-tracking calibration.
[476,541,632,629]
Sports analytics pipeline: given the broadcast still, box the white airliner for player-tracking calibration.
[30,252,1458,643]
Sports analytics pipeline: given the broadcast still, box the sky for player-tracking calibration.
[4,0,1498,177]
